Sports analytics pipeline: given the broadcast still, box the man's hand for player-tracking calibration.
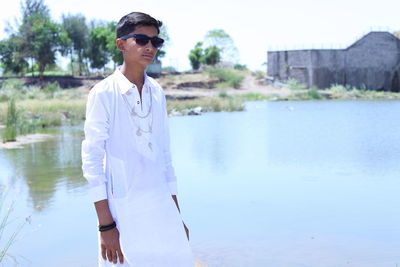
[183,221,189,241]
[100,227,124,264]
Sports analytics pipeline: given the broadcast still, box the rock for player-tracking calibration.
[188,106,202,115]
[170,109,183,116]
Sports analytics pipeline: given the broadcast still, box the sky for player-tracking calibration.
[1,0,400,71]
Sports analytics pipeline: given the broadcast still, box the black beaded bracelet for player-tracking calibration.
[99,221,116,232]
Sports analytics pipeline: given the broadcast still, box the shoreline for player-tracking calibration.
[0,133,54,149]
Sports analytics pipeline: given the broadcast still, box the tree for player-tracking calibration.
[204,29,239,64]
[202,45,221,66]
[105,22,123,67]
[188,42,204,70]
[0,36,29,75]
[18,0,70,79]
[62,13,89,75]
[156,25,170,60]
[87,25,111,70]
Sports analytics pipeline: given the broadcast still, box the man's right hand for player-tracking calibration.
[100,227,124,264]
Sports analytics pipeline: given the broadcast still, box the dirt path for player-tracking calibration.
[163,73,292,99]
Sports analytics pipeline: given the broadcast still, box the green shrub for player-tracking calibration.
[43,81,61,96]
[287,78,307,90]
[307,89,323,100]
[206,67,245,89]
[234,64,248,71]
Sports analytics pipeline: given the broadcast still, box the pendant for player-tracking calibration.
[136,128,142,136]
[148,142,152,151]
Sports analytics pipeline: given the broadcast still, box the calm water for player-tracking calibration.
[1,100,400,267]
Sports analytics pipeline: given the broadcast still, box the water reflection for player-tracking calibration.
[1,126,85,211]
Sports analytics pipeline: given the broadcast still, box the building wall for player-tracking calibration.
[311,50,346,89]
[268,50,313,87]
[345,32,400,91]
[267,32,400,91]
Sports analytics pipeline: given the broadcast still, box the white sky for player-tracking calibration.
[1,0,400,71]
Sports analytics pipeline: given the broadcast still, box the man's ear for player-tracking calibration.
[116,39,125,52]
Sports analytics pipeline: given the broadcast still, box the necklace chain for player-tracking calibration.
[121,86,153,137]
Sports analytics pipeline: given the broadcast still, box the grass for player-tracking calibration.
[0,190,29,265]
[287,78,307,90]
[205,67,245,89]
[0,81,87,137]
[2,99,18,142]
[167,96,244,114]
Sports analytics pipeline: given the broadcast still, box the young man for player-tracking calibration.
[81,12,194,267]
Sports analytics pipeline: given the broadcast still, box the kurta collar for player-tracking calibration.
[114,68,151,95]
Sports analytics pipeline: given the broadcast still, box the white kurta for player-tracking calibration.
[81,69,195,267]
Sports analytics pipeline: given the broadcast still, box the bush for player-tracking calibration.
[206,67,245,89]
[43,81,61,96]
[234,64,248,71]
[0,79,25,102]
[287,78,307,90]
[307,89,323,100]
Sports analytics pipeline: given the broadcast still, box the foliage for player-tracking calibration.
[188,42,221,70]
[167,97,244,114]
[86,23,115,69]
[156,25,170,59]
[3,99,18,142]
[234,64,248,71]
[202,46,221,66]
[43,81,61,95]
[188,42,204,70]
[0,36,29,75]
[204,29,239,63]
[306,89,323,100]
[105,22,123,66]
[18,0,71,78]
[287,78,307,90]
[206,67,245,89]
[61,13,89,75]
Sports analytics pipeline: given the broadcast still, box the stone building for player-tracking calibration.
[267,32,400,92]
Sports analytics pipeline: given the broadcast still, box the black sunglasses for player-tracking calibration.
[119,34,164,49]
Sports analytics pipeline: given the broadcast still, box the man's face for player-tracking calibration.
[117,25,159,68]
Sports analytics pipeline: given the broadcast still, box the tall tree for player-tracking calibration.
[105,22,123,67]
[87,25,111,70]
[18,0,70,79]
[204,29,239,64]
[62,14,89,75]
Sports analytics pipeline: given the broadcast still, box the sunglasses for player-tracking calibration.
[119,34,164,49]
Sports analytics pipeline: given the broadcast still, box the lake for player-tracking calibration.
[1,100,400,267]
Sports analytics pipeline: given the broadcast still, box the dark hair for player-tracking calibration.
[116,12,162,38]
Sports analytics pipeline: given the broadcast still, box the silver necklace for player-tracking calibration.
[122,87,153,119]
[121,87,154,149]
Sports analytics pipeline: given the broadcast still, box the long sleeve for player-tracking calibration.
[161,92,178,195]
[81,88,110,202]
